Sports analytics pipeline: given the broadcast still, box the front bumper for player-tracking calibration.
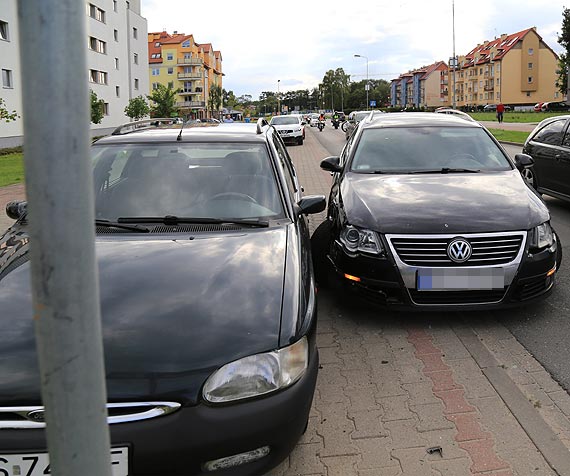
[329,234,559,311]
[0,349,318,476]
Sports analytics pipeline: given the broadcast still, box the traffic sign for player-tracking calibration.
[370,100,377,107]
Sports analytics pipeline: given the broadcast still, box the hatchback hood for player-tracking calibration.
[342,170,549,234]
[0,228,287,405]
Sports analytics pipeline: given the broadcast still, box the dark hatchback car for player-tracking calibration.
[541,101,570,112]
[0,119,326,475]
[313,112,561,310]
[522,115,570,202]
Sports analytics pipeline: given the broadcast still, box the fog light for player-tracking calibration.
[202,446,270,472]
[547,266,556,277]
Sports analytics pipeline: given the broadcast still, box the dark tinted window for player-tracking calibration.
[532,119,566,146]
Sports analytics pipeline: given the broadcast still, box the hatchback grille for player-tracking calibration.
[389,233,525,267]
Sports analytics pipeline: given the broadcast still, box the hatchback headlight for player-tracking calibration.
[340,225,384,255]
[202,337,308,404]
[529,222,554,250]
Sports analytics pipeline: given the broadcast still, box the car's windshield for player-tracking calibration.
[91,143,285,221]
[271,117,300,125]
[350,126,513,173]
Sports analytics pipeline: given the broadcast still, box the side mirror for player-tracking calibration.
[6,200,27,220]
[320,156,342,173]
[514,153,534,171]
[296,195,326,215]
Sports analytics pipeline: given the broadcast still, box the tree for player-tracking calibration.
[90,90,105,124]
[557,7,570,98]
[124,95,150,120]
[147,83,178,118]
[0,98,19,123]
[208,85,223,117]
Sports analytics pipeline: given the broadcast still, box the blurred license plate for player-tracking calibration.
[0,447,128,476]
[417,268,504,291]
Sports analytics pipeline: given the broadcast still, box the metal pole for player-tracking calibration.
[277,79,281,114]
[452,0,457,109]
[17,2,112,476]
[366,58,369,110]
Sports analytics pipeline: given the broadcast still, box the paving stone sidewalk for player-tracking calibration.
[266,127,570,476]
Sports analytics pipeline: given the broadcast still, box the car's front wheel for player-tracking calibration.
[521,167,537,189]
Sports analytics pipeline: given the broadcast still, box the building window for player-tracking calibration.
[152,82,159,90]
[133,27,138,39]
[168,81,174,89]
[134,53,138,64]
[0,20,9,41]
[2,69,13,88]
[87,3,105,23]
[134,78,139,90]
[155,42,160,47]
[103,103,109,115]
[116,86,120,97]
[89,69,108,84]
[113,0,117,11]
[526,92,531,97]
[528,76,533,83]
[89,36,107,54]
[528,62,533,69]
[167,53,173,61]
[114,57,119,69]
[167,67,173,74]
[152,68,159,76]
[528,48,534,55]
[114,29,118,41]
[182,40,190,48]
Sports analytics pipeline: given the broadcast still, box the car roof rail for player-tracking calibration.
[111,118,181,135]
[256,118,269,134]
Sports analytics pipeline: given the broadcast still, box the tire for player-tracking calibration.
[521,167,537,189]
[297,136,304,145]
[311,220,332,287]
[341,121,349,132]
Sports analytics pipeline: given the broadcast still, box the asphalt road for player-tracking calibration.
[309,123,570,393]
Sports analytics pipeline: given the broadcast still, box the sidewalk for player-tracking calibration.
[479,120,538,132]
[0,182,25,233]
[265,127,570,476]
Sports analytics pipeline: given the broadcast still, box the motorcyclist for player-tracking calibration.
[319,112,325,122]
[332,111,340,129]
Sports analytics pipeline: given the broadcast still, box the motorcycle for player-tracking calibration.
[317,120,325,132]
[331,118,340,129]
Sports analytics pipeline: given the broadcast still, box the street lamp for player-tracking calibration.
[354,54,369,110]
[277,79,281,115]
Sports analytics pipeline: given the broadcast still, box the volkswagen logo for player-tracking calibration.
[447,238,472,263]
[26,409,46,423]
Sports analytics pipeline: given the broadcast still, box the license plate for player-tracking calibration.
[416,268,504,291]
[0,447,128,476]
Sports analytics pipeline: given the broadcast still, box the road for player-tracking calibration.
[307,122,570,393]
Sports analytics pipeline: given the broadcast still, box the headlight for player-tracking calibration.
[340,225,384,255]
[529,222,554,250]
[202,337,308,404]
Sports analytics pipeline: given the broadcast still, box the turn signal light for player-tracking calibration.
[344,273,361,282]
[547,266,556,277]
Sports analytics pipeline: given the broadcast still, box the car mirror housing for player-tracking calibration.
[296,195,326,215]
[320,156,342,173]
[6,200,27,220]
[514,153,534,171]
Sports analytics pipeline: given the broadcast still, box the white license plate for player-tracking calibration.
[0,447,128,476]
[417,268,505,291]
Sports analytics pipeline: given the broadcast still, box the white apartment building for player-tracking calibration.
[0,0,148,148]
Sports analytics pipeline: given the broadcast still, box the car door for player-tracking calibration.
[556,123,570,197]
[525,118,569,194]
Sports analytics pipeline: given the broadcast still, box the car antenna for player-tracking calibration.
[176,119,184,141]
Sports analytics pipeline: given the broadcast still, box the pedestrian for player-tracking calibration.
[496,103,505,123]
[223,114,234,123]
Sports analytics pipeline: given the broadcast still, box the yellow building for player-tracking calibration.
[451,27,560,109]
[148,31,223,119]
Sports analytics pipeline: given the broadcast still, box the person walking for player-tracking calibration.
[496,103,505,123]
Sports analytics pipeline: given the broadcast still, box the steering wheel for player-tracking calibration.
[209,192,258,203]
[449,153,480,167]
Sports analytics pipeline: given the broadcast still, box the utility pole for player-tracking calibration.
[452,0,457,109]
[277,79,281,115]
[17,1,112,476]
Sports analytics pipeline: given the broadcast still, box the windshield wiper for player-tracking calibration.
[95,219,150,232]
[409,168,481,174]
[117,216,269,228]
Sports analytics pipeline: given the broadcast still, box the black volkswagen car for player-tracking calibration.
[314,112,561,310]
[0,119,325,475]
[522,115,570,202]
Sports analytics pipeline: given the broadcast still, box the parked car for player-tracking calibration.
[483,104,512,112]
[342,110,371,139]
[269,114,305,145]
[534,102,545,112]
[0,118,326,475]
[313,112,561,310]
[522,114,570,202]
[541,101,570,112]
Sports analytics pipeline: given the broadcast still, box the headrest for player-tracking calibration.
[224,151,262,175]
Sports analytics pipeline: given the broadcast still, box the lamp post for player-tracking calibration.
[277,79,281,115]
[354,54,369,110]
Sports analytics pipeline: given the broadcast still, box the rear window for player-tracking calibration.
[350,127,512,173]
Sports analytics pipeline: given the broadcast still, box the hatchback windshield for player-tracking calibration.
[91,143,285,221]
[271,117,300,126]
[350,127,513,173]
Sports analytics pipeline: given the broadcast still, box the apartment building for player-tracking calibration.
[148,31,223,120]
[0,0,148,148]
[390,61,449,108]
[451,27,559,109]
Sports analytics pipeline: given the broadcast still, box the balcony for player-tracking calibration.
[178,72,202,80]
[441,79,448,85]
[176,100,206,108]
[177,57,203,66]
[179,90,201,96]
[484,84,494,91]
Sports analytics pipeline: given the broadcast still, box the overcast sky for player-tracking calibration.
[141,0,566,99]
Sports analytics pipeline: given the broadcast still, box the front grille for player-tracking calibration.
[390,233,524,267]
[515,275,552,301]
[278,129,293,134]
[409,288,507,305]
